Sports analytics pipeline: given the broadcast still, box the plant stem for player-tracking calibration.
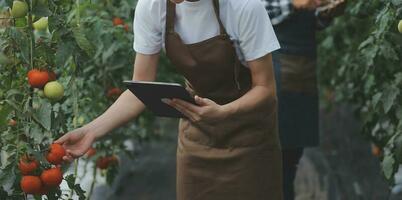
[68,159,80,198]
[76,0,80,27]
[86,165,97,200]
[28,1,34,70]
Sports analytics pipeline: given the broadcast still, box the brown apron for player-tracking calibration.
[164,1,283,199]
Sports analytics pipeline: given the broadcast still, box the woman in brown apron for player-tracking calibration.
[56,0,283,199]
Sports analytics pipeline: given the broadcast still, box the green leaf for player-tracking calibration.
[0,104,12,128]
[0,53,11,65]
[72,28,95,56]
[396,106,402,121]
[64,174,86,200]
[378,40,398,61]
[32,4,52,17]
[382,154,396,180]
[372,92,382,108]
[10,28,30,64]
[30,124,46,143]
[55,41,74,68]
[382,85,400,113]
[64,174,75,189]
[34,101,52,130]
[73,183,86,200]
[392,0,402,6]
[106,165,118,185]
[394,134,402,163]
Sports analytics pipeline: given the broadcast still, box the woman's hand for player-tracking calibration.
[163,95,233,123]
[55,126,97,162]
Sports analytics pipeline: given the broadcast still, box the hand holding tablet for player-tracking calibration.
[124,81,196,118]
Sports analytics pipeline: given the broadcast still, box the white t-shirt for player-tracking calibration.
[133,0,280,63]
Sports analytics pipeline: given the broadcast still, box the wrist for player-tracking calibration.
[83,121,107,140]
[222,103,238,119]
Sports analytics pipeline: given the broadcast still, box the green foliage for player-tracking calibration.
[0,0,180,199]
[319,0,402,182]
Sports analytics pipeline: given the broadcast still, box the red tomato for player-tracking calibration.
[27,69,49,88]
[8,119,17,126]
[40,167,63,187]
[124,24,129,32]
[18,156,40,175]
[113,17,124,26]
[46,143,66,165]
[96,156,118,169]
[20,176,42,194]
[35,185,49,196]
[86,147,97,158]
[106,87,122,99]
[371,144,382,157]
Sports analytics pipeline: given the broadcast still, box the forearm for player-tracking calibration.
[83,53,159,139]
[85,90,146,139]
[224,85,275,117]
[223,54,276,117]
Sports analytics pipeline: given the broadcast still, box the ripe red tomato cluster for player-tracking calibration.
[85,147,118,169]
[27,69,64,101]
[96,155,118,169]
[19,144,66,195]
[113,17,130,32]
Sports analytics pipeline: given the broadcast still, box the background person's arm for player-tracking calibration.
[56,53,159,160]
[263,0,321,25]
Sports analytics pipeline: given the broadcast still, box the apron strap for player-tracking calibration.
[212,0,228,36]
[166,0,176,35]
[166,0,228,36]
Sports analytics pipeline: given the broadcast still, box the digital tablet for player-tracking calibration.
[124,80,196,118]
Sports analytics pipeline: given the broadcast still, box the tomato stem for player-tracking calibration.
[86,163,97,200]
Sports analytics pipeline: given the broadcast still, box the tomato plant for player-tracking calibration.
[318,0,402,183]
[1,0,181,199]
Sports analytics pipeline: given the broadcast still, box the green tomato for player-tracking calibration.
[73,116,85,127]
[10,1,28,18]
[44,81,64,101]
[33,17,48,31]
[398,20,402,34]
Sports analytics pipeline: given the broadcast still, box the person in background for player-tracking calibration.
[262,0,346,199]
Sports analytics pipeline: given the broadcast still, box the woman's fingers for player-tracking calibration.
[67,149,83,158]
[63,154,74,162]
[54,133,70,144]
[162,98,199,121]
[195,96,217,106]
[173,99,200,113]
[172,102,198,121]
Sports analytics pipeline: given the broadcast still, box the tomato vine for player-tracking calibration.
[319,0,402,183]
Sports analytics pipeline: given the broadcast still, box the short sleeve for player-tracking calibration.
[237,0,280,61]
[133,0,163,55]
